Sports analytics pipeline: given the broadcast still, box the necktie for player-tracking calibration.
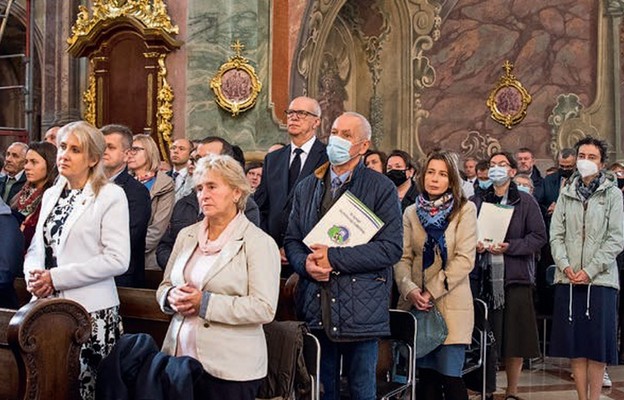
[171,171,179,180]
[3,176,15,201]
[331,176,342,198]
[288,148,304,191]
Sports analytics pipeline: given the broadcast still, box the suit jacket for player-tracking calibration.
[254,139,327,247]
[539,170,567,227]
[24,179,130,313]
[114,168,152,287]
[157,216,280,381]
[0,171,26,203]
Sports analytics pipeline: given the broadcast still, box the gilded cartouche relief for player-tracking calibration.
[186,0,281,150]
[420,1,597,160]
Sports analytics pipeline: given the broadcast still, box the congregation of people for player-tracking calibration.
[1,95,624,400]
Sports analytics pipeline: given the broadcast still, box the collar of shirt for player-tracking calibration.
[329,168,352,187]
[290,135,316,163]
[173,167,188,179]
[108,168,124,182]
[8,170,24,181]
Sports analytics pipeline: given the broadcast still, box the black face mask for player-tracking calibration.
[618,178,624,189]
[386,169,408,187]
[559,168,574,178]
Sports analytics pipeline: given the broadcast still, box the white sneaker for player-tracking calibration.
[603,370,612,388]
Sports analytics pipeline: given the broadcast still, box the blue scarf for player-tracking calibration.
[416,193,454,289]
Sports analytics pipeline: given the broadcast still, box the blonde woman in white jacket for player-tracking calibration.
[24,121,130,400]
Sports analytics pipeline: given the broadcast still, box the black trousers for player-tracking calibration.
[199,373,263,400]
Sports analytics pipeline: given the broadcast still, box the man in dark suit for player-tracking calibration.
[0,142,28,203]
[255,96,328,260]
[101,124,152,288]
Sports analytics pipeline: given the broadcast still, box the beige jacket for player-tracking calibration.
[394,201,477,344]
[157,216,280,381]
[145,170,175,269]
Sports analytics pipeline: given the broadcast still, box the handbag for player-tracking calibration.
[411,305,448,359]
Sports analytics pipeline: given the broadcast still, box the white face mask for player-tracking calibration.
[576,159,599,178]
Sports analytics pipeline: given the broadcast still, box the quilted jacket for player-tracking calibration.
[284,161,403,339]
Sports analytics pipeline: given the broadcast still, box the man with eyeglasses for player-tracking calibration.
[255,96,328,272]
[101,124,152,288]
[167,138,193,202]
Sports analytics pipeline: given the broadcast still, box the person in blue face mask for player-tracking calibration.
[470,151,547,400]
[284,112,403,400]
[472,160,492,197]
[513,174,534,195]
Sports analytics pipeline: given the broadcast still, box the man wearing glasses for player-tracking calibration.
[255,96,328,273]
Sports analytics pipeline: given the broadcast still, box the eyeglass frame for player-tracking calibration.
[128,146,145,155]
[284,109,319,119]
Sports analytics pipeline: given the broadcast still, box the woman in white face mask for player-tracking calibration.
[549,136,623,400]
[470,151,547,400]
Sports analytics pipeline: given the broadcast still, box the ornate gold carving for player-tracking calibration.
[83,69,96,125]
[486,61,532,129]
[210,40,262,117]
[68,0,179,46]
[156,55,173,162]
[460,130,502,161]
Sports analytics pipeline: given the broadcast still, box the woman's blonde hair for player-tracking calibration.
[56,121,108,196]
[193,154,251,211]
[132,134,161,173]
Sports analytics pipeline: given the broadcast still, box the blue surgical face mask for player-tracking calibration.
[478,179,492,189]
[326,135,353,166]
[516,184,531,194]
[488,166,510,186]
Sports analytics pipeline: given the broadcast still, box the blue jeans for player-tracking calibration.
[315,330,378,400]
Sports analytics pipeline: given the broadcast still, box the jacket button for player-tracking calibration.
[352,278,356,282]
[318,321,323,326]
[331,298,336,303]
[317,293,320,297]
[332,327,337,331]
[203,323,209,328]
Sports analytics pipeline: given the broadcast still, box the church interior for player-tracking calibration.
[2,0,624,399]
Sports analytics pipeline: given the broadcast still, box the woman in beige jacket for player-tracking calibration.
[394,150,477,400]
[157,154,280,399]
[127,134,175,269]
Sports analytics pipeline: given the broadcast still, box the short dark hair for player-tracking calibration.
[489,151,518,170]
[231,145,246,169]
[200,136,234,157]
[558,148,576,159]
[476,160,489,172]
[386,149,415,170]
[363,150,387,171]
[245,161,263,173]
[574,136,608,163]
[100,124,134,150]
[516,147,534,157]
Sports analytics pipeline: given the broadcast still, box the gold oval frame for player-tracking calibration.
[210,41,262,117]
[486,61,532,129]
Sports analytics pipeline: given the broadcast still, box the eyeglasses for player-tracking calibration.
[285,109,318,119]
[129,146,145,155]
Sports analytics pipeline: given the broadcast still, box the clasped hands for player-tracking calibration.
[563,267,590,284]
[167,283,202,317]
[305,244,332,282]
[407,287,433,311]
[27,269,54,298]
[477,241,509,255]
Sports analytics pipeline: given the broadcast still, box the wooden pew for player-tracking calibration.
[0,298,90,400]
[117,287,171,347]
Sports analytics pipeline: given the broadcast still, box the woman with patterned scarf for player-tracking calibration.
[10,141,58,249]
[394,150,477,400]
[549,136,623,400]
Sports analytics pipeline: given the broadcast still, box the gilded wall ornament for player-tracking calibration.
[157,55,174,161]
[486,61,532,129]
[210,40,262,117]
[460,130,502,161]
[83,68,96,126]
[68,0,179,46]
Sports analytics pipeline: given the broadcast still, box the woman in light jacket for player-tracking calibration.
[24,121,130,399]
[394,150,477,400]
[157,154,280,399]
[549,136,624,400]
[127,133,174,269]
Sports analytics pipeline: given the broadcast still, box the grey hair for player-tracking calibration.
[8,141,28,155]
[513,173,534,189]
[193,154,251,211]
[334,111,372,140]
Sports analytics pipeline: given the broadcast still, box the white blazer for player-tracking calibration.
[24,178,130,313]
[157,216,280,381]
